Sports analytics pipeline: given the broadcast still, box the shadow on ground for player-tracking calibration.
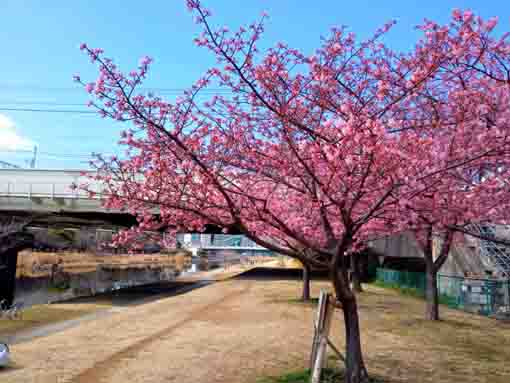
[58,281,211,307]
[235,267,329,281]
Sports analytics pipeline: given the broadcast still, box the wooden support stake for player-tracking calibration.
[326,338,345,362]
[309,290,328,369]
[310,291,334,383]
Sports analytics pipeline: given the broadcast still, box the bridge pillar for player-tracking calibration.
[0,249,18,307]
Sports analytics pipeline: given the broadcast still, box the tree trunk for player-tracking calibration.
[421,227,454,321]
[331,253,369,383]
[0,249,19,308]
[302,263,311,301]
[351,256,363,293]
[423,231,439,321]
[342,297,370,383]
[425,265,439,321]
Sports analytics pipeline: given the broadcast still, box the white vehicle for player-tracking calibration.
[0,343,10,368]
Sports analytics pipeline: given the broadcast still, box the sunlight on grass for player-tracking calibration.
[258,368,388,383]
[260,282,510,383]
[0,303,108,337]
[257,368,338,383]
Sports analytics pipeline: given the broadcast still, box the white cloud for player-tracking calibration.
[0,114,35,151]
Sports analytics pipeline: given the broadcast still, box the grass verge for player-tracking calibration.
[372,280,456,306]
[257,368,340,383]
[286,298,320,305]
[0,303,108,338]
[258,368,388,383]
[372,280,425,299]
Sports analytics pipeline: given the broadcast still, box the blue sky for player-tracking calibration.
[0,0,509,169]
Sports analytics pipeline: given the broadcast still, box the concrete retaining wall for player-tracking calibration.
[14,265,180,307]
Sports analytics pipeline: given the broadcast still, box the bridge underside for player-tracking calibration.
[0,232,33,307]
[0,210,139,257]
[1,210,137,229]
[0,248,18,307]
[0,211,138,307]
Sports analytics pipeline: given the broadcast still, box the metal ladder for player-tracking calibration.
[471,224,510,278]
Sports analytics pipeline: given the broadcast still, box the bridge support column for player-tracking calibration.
[0,249,18,307]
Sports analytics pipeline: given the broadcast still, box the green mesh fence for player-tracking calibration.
[376,268,426,292]
[437,274,510,316]
[376,268,510,317]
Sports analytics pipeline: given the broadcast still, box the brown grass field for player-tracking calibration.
[1,277,509,382]
[262,281,510,383]
[0,303,111,339]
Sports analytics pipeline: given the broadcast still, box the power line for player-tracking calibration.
[0,84,233,94]
[0,94,235,114]
[0,101,86,107]
[0,149,122,158]
[0,107,96,114]
[0,160,20,169]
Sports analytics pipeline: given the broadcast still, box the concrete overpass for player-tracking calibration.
[0,169,138,256]
[0,169,113,213]
[0,169,271,254]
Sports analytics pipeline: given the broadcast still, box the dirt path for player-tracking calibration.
[1,279,316,383]
[72,283,251,383]
[175,260,281,282]
[7,282,211,346]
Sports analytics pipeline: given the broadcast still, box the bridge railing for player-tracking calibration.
[177,234,267,250]
[0,182,104,199]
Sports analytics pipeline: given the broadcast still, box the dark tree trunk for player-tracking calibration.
[0,249,19,308]
[302,263,311,301]
[422,228,453,321]
[425,264,439,321]
[331,244,369,383]
[351,256,363,293]
[343,297,369,383]
[422,227,440,320]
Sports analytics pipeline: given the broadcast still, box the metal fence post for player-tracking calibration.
[507,279,510,309]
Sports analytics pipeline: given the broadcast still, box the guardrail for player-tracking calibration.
[179,234,267,250]
[0,182,104,200]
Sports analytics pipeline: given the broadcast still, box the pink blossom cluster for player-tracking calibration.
[76,4,510,269]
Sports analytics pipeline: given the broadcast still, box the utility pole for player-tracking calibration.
[30,145,37,169]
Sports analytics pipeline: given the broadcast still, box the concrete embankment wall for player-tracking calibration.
[14,265,180,307]
[370,232,498,277]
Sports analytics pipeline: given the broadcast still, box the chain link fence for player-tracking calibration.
[376,268,426,291]
[437,274,510,317]
[376,268,510,317]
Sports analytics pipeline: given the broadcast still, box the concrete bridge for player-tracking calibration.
[176,233,273,262]
[0,169,112,213]
[0,169,271,253]
[0,169,272,259]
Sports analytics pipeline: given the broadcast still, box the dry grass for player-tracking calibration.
[257,282,510,383]
[16,250,191,277]
[0,303,110,338]
[1,279,509,383]
[355,285,510,382]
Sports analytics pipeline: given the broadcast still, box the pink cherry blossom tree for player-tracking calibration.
[400,169,507,320]
[389,12,510,320]
[76,4,510,382]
